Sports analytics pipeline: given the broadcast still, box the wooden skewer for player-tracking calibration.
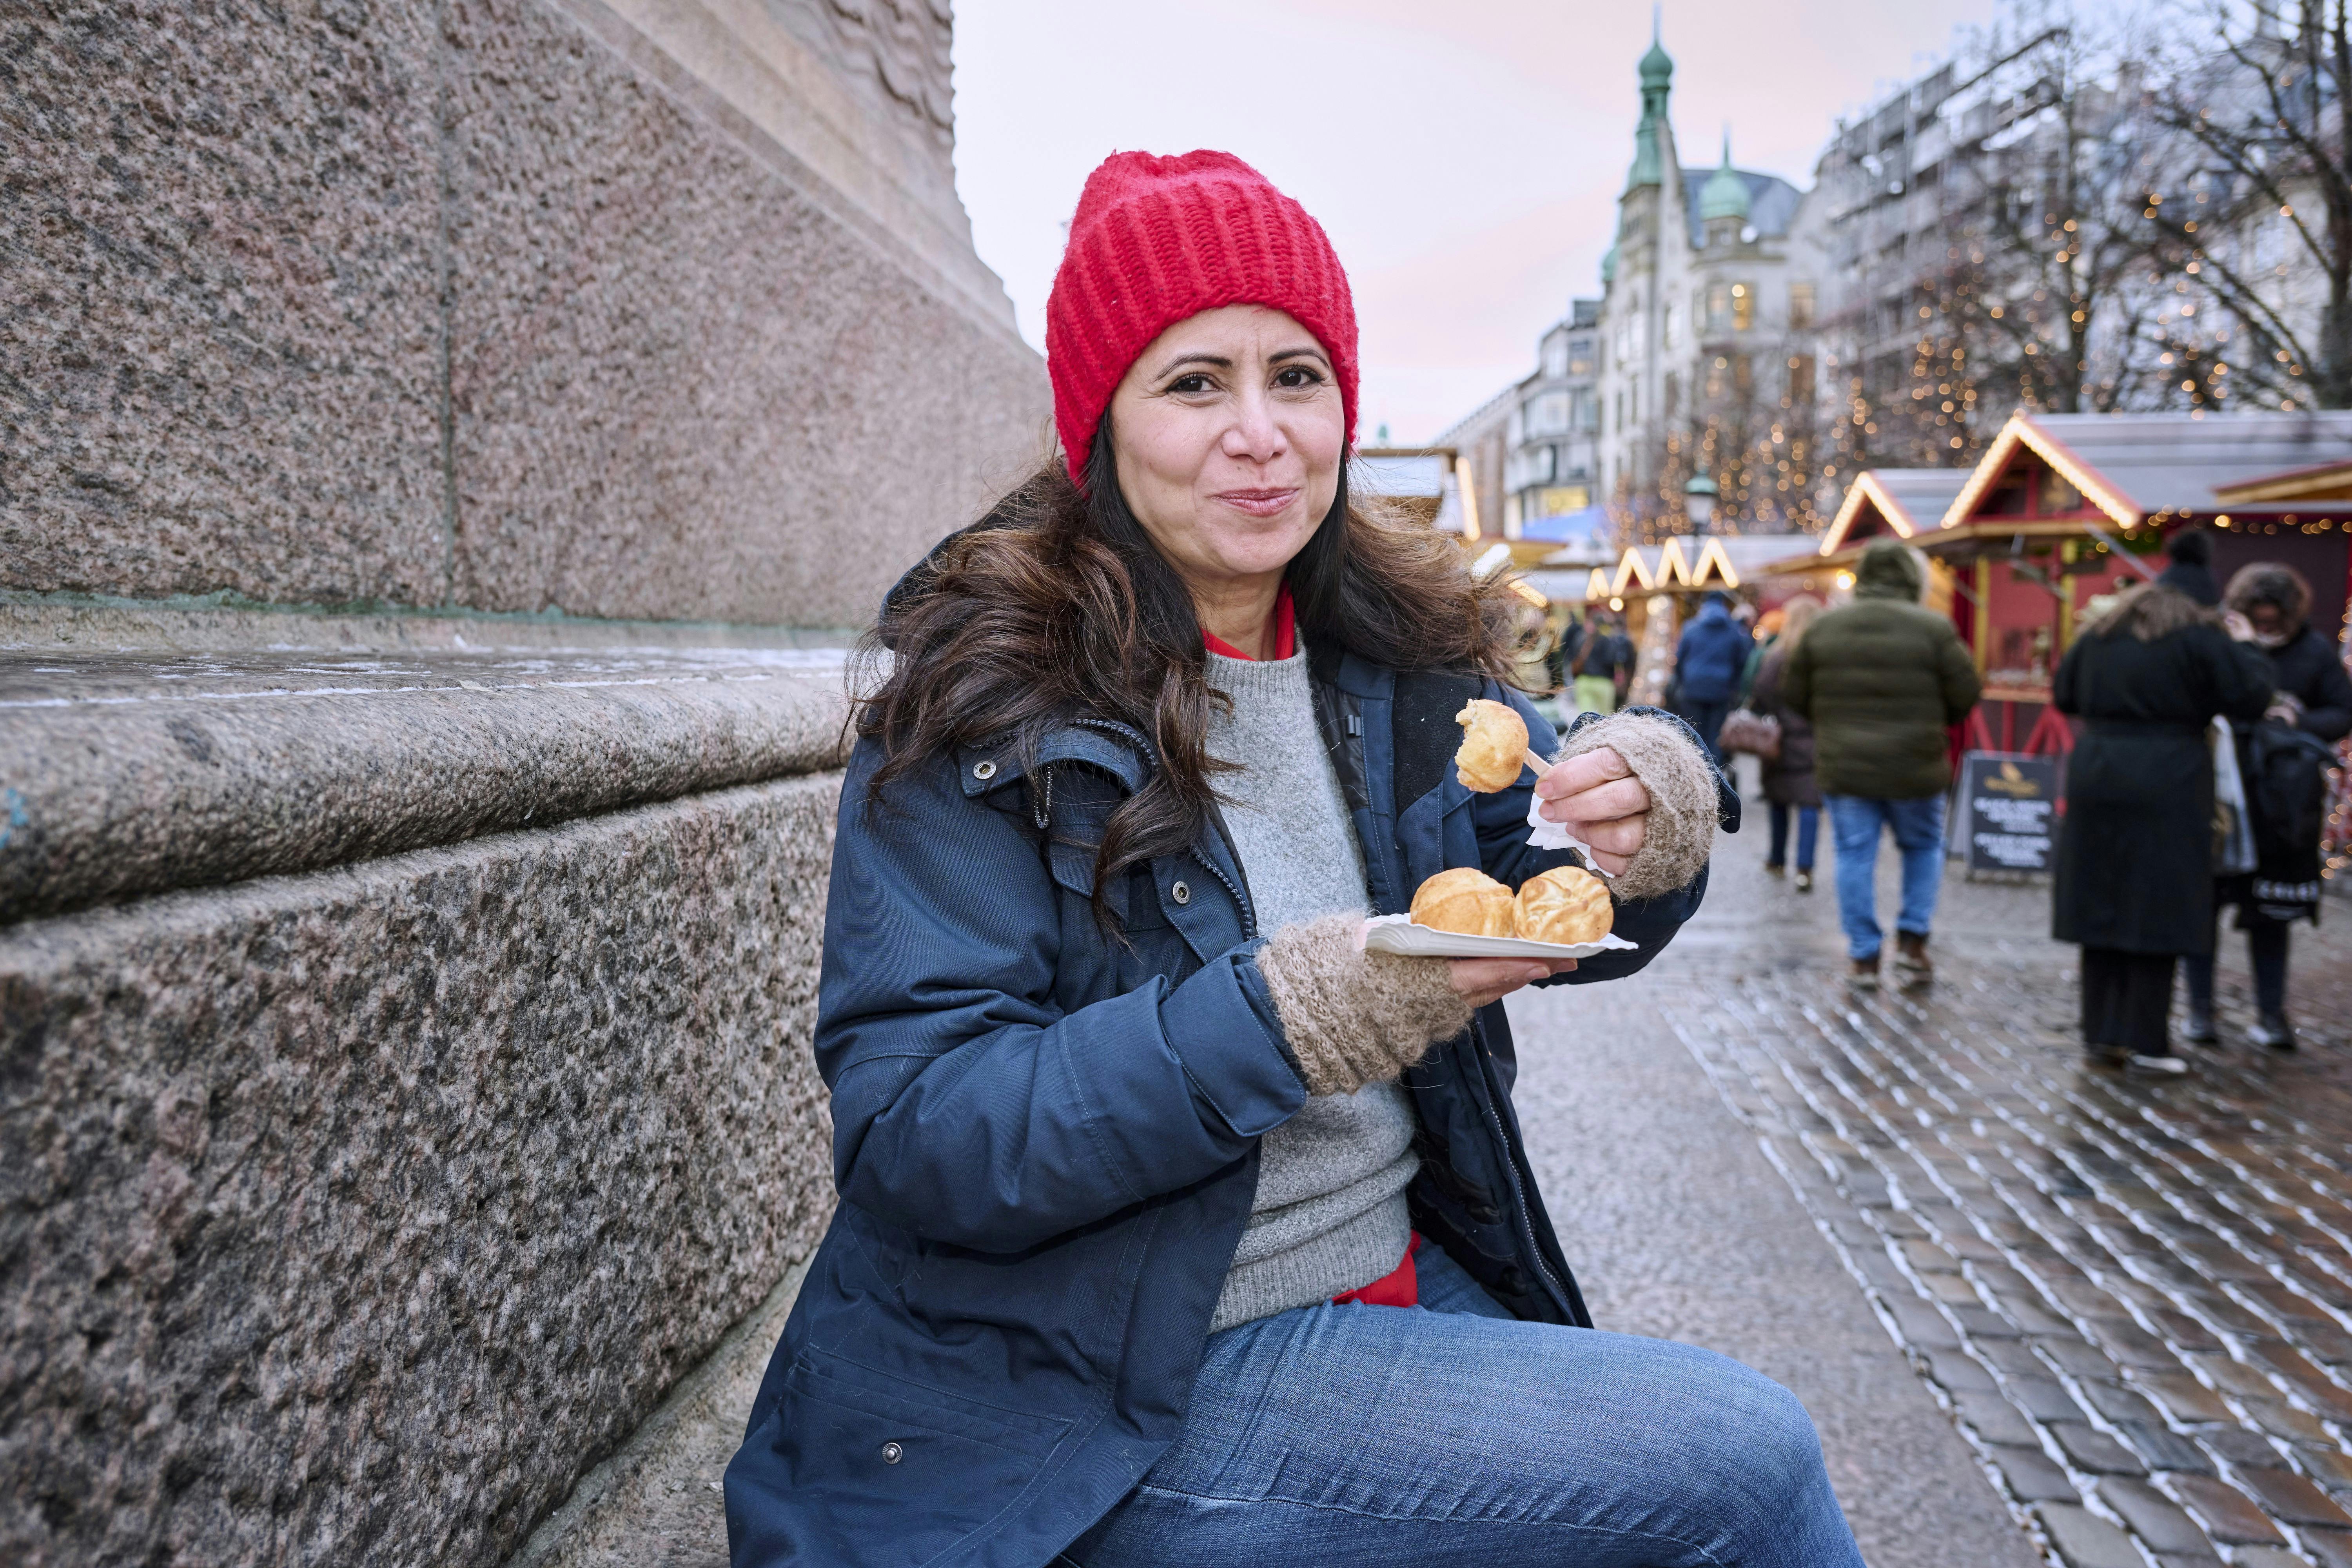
[1524,748,1552,776]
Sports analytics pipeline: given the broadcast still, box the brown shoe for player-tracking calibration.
[1849,956,1881,991]
[1893,932,1933,988]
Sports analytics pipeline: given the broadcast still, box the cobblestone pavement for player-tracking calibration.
[1538,786,2352,1568]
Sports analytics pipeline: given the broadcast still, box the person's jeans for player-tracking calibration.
[1825,793,1948,961]
[1767,801,1820,871]
[1061,1243,1864,1568]
[2181,913,2291,1016]
[1679,697,1733,759]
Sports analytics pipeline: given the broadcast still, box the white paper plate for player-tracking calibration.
[1361,913,1637,961]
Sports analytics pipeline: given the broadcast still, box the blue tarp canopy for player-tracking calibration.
[1520,504,1613,547]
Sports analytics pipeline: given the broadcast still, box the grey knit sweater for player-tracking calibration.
[1203,642,1419,1332]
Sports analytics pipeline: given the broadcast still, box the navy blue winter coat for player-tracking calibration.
[1674,598,1755,704]
[724,647,1729,1568]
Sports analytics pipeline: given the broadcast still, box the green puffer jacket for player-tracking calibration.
[1783,540,1982,799]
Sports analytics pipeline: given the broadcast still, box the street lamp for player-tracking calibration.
[1684,475,1718,536]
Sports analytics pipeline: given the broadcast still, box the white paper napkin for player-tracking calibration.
[1361,913,1637,961]
[1523,782,1613,880]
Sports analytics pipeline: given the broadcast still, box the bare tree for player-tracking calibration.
[2142,0,2352,410]
[1815,4,2177,483]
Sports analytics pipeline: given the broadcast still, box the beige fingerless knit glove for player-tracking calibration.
[1252,913,1475,1096]
[1554,712,1721,902]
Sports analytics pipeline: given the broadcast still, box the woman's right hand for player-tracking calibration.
[1446,956,1578,1008]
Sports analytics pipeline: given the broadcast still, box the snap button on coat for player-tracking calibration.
[972,759,997,780]
[1171,880,1191,905]
[881,1442,903,1464]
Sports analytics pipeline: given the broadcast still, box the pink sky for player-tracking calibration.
[951,0,2047,441]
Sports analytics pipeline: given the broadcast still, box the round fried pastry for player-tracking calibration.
[1408,867,1515,938]
[1512,866,1613,946]
[1453,699,1529,793]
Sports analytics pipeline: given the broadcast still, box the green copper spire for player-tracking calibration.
[1600,243,1619,285]
[1624,17,1673,192]
[1699,133,1751,222]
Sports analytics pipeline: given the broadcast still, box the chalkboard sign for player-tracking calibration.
[1954,751,2062,874]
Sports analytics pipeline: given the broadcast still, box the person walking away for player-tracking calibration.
[1783,541,1981,990]
[1740,607,1784,706]
[1674,591,1753,757]
[2052,554,2273,1075]
[2155,524,2223,608]
[2181,562,2352,1049]
[1750,595,1824,891]
[1545,609,1586,697]
[1573,612,1633,716]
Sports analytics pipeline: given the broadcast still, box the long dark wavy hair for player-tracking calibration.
[854,428,1524,925]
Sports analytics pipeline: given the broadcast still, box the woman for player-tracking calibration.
[1573,610,1633,715]
[2052,550,2272,1075]
[2181,563,2352,1049]
[1749,595,1824,892]
[725,151,1859,1568]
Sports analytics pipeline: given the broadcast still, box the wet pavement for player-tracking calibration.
[1512,773,2352,1568]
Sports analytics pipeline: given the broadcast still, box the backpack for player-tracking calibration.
[2244,720,2340,867]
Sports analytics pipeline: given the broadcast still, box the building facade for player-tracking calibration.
[1439,301,1603,541]
[1444,35,1824,548]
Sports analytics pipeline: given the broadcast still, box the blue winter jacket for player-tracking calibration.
[1674,599,1755,705]
[724,647,1731,1568]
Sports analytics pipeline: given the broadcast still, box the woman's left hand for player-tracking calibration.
[1533,747,1650,876]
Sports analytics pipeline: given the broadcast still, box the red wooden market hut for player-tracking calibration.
[1923,412,2352,751]
[1782,413,2352,753]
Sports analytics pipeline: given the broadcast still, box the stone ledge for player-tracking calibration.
[1,645,855,922]
[1,777,838,1566]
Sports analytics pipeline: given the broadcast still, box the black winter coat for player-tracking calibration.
[2258,624,2352,744]
[1749,642,1821,809]
[2052,599,2272,955]
[2219,623,2352,923]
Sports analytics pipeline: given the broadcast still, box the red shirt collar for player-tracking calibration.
[1202,584,1296,662]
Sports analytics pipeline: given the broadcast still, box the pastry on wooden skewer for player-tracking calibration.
[1453,699,1541,793]
[1407,867,1515,937]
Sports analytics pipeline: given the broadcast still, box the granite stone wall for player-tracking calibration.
[0,776,841,1568]
[1,0,1047,628]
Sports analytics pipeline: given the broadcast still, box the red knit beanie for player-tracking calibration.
[1045,150,1358,488]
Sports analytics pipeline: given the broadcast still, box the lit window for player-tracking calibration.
[1732,283,1755,332]
[1789,282,1815,328]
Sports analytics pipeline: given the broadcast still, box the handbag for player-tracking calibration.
[1717,708,1782,761]
[2210,717,2259,877]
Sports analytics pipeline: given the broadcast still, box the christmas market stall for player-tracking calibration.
[1912,412,2352,754]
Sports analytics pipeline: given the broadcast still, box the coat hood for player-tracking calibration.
[1854,540,1924,602]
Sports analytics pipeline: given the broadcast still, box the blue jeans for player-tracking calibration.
[1061,1243,1862,1568]
[1825,793,1948,961]
[1767,801,1819,872]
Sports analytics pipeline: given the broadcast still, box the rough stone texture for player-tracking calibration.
[441,0,1047,626]
[504,1262,808,1568]
[0,648,851,920]
[2,0,1048,625]
[0,0,448,606]
[0,776,839,1568]
[0,600,860,655]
